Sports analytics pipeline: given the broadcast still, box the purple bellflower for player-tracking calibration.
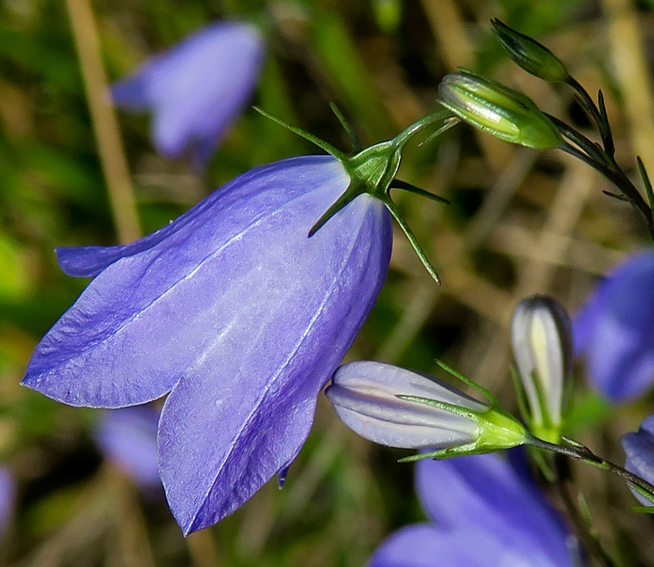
[112,22,265,164]
[574,250,654,401]
[94,406,161,493]
[369,452,579,567]
[22,109,452,533]
[621,414,654,506]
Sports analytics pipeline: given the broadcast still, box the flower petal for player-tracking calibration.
[574,251,654,401]
[622,414,654,506]
[416,453,572,566]
[156,185,391,533]
[23,157,373,408]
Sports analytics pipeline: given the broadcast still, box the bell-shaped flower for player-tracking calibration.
[369,452,580,567]
[325,360,528,459]
[621,414,654,506]
[574,250,654,401]
[94,406,161,493]
[511,295,573,442]
[438,69,563,149]
[22,109,453,534]
[112,22,265,164]
[491,19,569,83]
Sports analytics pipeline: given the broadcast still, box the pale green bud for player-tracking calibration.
[438,70,563,149]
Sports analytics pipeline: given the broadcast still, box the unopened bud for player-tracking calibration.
[511,295,573,442]
[438,70,563,149]
[325,361,527,458]
[491,19,569,83]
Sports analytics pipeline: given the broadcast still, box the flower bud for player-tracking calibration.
[491,19,569,83]
[438,70,563,149]
[511,295,573,442]
[325,361,527,457]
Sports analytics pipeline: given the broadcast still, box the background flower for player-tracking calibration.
[0,467,15,543]
[369,452,577,567]
[112,22,265,164]
[574,251,654,401]
[94,406,161,493]
[622,414,654,506]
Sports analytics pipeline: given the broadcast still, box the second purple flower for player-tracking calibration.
[112,22,265,164]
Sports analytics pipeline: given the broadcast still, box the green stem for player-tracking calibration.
[392,110,457,149]
[527,435,654,503]
[548,115,654,240]
[565,76,614,157]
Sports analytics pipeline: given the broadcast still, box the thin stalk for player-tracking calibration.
[548,115,654,239]
[566,76,614,156]
[65,0,141,243]
[550,455,620,567]
[528,435,654,501]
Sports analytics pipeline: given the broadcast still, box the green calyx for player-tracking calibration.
[254,106,457,285]
[398,360,529,463]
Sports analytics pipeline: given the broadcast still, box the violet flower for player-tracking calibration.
[22,154,392,534]
[112,22,264,164]
[94,406,161,493]
[621,414,654,506]
[574,250,654,401]
[370,453,579,567]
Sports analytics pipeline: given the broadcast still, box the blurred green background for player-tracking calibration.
[1,0,654,565]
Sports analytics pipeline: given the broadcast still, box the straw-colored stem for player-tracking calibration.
[65,0,141,243]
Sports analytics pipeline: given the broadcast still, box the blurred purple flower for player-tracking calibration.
[574,250,654,401]
[112,22,265,164]
[22,155,392,534]
[370,453,578,567]
[94,406,161,492]
[621,414,654,506]
[0,467,14,542]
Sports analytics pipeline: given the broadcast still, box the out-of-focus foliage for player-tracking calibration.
[2,0,654,565]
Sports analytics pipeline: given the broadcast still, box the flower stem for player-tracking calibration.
[547,114,654,240]
[527,434,654,504]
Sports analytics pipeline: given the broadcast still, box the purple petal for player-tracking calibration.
[156,177,391,533]
[0,467,14,542]
[112,22,264,163]
[94,406,161,491]
[574,251,654,401]
[416,453,573,566]
[370,524,559,567]
[622,414,654,506]
[25,157,371,408]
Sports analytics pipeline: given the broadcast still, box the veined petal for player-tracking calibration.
[157,187,391,533]
[23,157,368,408]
